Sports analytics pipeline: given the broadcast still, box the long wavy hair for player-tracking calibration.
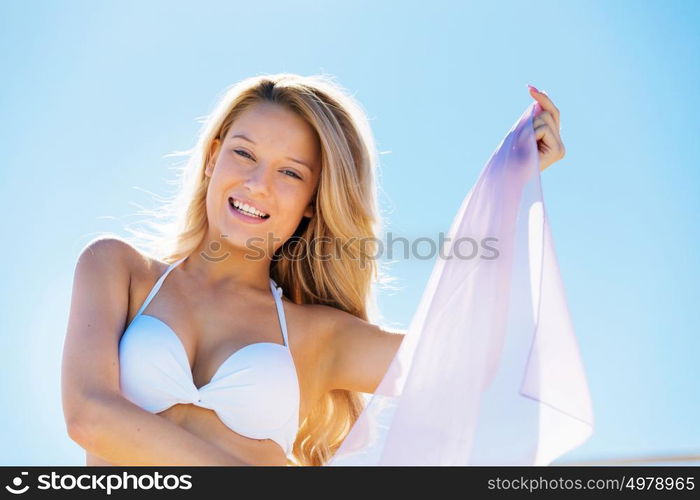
[124,73,388,466]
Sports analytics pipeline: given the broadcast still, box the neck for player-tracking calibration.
[183,230,275,294]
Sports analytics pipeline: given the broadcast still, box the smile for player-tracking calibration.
[228,197,270,220]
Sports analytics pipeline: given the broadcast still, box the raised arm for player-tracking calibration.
[321,307,405,394]
[326,96,593,466]
[61,237,249,466]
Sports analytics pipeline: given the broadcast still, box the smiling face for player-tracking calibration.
[204,101,322,256]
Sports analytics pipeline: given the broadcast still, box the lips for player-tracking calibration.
[228,197,270,219]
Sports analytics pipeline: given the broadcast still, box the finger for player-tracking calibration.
[534,124,554,172]
[534,111,560,135]
[533,123,565,159]
[532,96,560,131]
[535,112,565,157]
[528,87,560,129]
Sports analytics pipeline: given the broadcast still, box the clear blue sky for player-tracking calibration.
[1,0,698,465]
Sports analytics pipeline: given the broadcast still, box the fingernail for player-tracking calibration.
[527,84,540,93]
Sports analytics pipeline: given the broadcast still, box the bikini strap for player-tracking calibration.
[134,256,188,318]
[269,278,290,346]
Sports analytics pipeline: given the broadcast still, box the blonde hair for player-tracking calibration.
[125,73,387,466]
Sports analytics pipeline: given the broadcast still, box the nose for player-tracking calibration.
[243,162,273,197]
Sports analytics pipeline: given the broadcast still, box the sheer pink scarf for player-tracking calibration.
[327,101,594,465]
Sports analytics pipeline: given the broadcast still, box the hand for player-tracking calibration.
[527,85,566,172]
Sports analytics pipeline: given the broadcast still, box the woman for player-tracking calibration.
[61,74,572,467]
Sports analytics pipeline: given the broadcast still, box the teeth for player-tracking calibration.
[230,198,268,218]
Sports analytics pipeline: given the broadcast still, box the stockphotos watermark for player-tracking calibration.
[199,231,500,267]
[4,470,192,495]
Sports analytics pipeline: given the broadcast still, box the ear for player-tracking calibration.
[204,138,222,178]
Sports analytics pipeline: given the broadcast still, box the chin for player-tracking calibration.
[216,226,273,259]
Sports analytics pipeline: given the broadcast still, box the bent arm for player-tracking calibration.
[70,391,248,466]
[62,237,248,466]
[327,101,593,466]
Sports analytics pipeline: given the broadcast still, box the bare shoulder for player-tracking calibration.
[75,236,157,288]
[281,300,342,338]
[77,237,132,274]
[280,299,384,360]
[291,301,370,332]
[275,300,350,395]
[277,299,335,350]
[285,301,404,394]
[281,299,388,340]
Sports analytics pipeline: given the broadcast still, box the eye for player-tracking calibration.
[282,169,303,180]
[234,149,302,180]
[234,149,253,160]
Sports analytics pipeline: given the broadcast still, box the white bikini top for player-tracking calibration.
[118,256,300,457]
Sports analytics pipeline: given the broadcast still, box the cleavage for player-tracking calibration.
[136,265,287,389]
[141,306,286,390]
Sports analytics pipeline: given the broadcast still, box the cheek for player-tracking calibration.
[273,190,311,229]
[207,164,245,202]
[212,161,245,183]
[280,187,313,216]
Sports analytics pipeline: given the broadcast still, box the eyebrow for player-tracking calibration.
[230,133,316,172]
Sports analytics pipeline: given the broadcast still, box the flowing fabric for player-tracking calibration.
[327,101,594,466]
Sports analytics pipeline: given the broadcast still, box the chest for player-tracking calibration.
[125,269,324,424]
